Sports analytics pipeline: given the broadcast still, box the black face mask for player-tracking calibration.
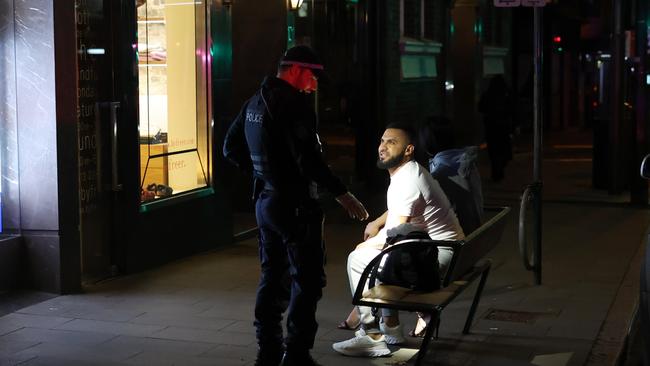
[377,150,406,170]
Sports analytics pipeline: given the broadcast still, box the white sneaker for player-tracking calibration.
[353,327,379,338]
[380,322,406,345]
[332,334,391,357]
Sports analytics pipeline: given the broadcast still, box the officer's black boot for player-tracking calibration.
[280,350,322,366]
[254,345,284,366]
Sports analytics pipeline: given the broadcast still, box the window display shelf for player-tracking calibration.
[138,63,167,67]
[140,143,168,187]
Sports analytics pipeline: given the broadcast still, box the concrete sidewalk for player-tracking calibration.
[0,128,648,365]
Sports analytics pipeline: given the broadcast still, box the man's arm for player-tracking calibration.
[293,122,348,196]
[357,213,410,249]
[363,210,388,240]
[223,101,252,171]
[291,113,368,220]
[336,192,370,221]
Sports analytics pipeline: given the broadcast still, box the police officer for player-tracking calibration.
[223,45,369,366]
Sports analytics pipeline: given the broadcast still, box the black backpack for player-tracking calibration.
[374,231,441,292]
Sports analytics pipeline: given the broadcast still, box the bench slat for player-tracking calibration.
[358,260,490,311]
[444,206,510,286]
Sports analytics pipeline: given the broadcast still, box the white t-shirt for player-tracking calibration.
[368,160,465,270]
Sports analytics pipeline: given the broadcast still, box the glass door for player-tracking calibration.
[76,0,122,279]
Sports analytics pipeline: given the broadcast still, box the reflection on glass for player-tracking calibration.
[137,0,209,203]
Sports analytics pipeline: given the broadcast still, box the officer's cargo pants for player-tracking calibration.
[254,190,325,351]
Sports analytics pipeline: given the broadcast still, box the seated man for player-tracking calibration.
[332,123,465,357]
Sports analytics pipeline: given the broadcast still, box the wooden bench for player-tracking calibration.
[352,206,511,365]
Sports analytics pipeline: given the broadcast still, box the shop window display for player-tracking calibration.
[138,0,210,203]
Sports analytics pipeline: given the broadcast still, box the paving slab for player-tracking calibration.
[0,327,116,346]
[100,335,217,356]
[130,312,236,331]
[53,319,165,337]
[0,353,37,366]
[150,326,256,346]
[18,357,128,366]
[12,342,139,364]
[0,339,40,357]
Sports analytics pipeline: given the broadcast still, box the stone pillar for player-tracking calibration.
[0,0,81,293]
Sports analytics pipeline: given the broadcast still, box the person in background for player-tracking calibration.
[478,75,513,182]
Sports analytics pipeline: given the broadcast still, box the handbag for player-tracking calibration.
[375,230,441,292]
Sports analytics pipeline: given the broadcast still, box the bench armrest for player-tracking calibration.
[351,238,462,305]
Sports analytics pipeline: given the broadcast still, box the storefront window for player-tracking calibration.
[137,0,210,203]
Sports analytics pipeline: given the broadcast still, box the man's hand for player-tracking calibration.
[335,192,369,221]
[363,220,382,241]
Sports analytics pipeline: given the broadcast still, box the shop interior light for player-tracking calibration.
[289,0,304,10]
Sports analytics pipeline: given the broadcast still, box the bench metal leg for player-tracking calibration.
[433,316,441,340]
[463,266,491,334]
[414,311,439,366]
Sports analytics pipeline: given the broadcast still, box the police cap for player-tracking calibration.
[279,45,326,81]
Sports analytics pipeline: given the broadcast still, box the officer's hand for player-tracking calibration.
[363,220,381,241]
[335,192,369,221]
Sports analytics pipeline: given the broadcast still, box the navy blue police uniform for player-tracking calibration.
[223,75,347,360]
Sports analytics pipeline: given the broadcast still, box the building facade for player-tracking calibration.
[0,0,515,294]
[0,0,234,294]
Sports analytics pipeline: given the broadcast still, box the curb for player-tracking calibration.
[584,234,645,366]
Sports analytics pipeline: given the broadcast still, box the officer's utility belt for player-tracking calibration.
[295,199,322,220]
[253,177,310,196]
[262,181,276,191]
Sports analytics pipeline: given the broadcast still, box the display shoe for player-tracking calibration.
[141,189,155,202]
[379,321,406,345]
[155,184,173,197]
[279,351,322,366]
[332,334,391,357]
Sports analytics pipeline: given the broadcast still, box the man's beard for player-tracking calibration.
[377,151,405,170]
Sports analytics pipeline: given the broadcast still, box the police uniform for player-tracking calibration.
[223,75,347,359]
